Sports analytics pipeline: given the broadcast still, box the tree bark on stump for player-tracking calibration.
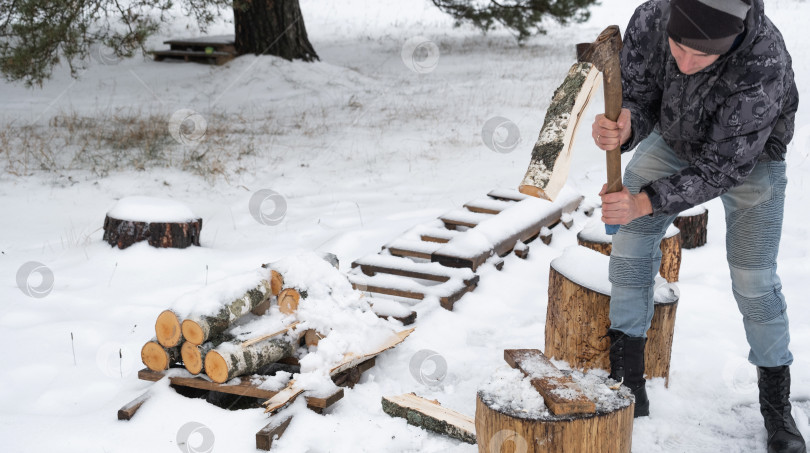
[577,228,682,283]
[141,340,181,371]
[233,0,318,61]
[103,215,202,250]
[674,207,708,249]
[181,280,273,345]
[204,337,293,384]
[545,266,678,386]
[475,389,633,453]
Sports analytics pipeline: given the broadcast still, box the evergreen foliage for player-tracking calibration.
[431,0,598,41]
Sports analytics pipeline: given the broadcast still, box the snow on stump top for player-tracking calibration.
[103,196,202,249]
[475,352,634,453]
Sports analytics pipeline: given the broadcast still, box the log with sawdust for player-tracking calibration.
[141,339,182,371]
[519,62,601,201]
[181,279,273,345]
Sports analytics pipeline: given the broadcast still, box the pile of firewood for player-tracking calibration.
[140,253,393,386]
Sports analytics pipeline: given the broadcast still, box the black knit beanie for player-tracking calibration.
[667,0,751,54]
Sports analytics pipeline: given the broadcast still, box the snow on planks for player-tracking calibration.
[348,187,584,313]
[381,393,476,444]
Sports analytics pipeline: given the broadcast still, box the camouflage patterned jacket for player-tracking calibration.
[620,0,799,215]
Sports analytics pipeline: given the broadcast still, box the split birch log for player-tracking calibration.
[674,206,708,249]
[382,393,476,444]
[577,221,682,283]
[545,246,679,386]
[155,309,184,348]
[141,339,182,371]
[181,280,273,345]
[519,62,601,201]
[204,336,294,384]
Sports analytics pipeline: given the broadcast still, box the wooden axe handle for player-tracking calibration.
[603,56,623,195]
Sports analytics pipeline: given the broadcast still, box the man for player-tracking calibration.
[590,0,804,451]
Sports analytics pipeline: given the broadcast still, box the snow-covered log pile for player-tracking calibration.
[103,196,202,249]
[141,252,413,398]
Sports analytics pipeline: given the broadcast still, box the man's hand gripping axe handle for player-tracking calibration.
[577,26,624,235]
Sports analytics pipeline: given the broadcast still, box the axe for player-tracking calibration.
[519,26,624,235]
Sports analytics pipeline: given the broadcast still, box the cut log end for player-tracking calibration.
[204,350,230,384]
[278,288,301,314]
[181,319,206,346]
[181,342,204,375]
[270,270,284,296]
[518,184,552,201]
[155,310,182,347]
[141,341,171,371]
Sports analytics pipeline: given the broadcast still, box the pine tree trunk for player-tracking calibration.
[233,0,319,61]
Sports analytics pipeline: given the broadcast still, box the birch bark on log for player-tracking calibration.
[181,280,272,345]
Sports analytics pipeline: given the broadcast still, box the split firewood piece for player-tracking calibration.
[263,380,306,414]
[204,336,294,384]
[503,349,596,415]
[155,309,183,348]
[141,339,182,371]
[330,328,414,376]
[182,279,273,345]
[519,62,602,201]
[382,393,476,444]
[304,329,325,347]
[255,414,293,451]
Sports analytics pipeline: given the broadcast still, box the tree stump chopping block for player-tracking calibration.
[475,357,634,453]
[545,246,679,386]
[103,196,201,249]
[577,220,682,283]
[674,206,708,249]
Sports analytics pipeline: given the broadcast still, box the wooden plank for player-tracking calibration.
[264,381,306,414]
[256,415,293,451]
[382,393,476,444]
[439,209,491,229]
[137,368,283,399]
[305,388,344,410]
[503,349,596,416]
[330,329,413,376]
[164,35,235,46]
[349,271,476,309]
[384,239,441,260]
[463,198,514,214]
[351,255,478,285]
[487,188,529,202]
[117,391,151,420]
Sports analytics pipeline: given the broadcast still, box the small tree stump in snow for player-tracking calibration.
[103,197,202,250]
[577,220,682,283]
[475,357,634,453]
[674,206,708,249]
[545,246,679,386]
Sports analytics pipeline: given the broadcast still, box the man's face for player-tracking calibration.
[668,38,721,75]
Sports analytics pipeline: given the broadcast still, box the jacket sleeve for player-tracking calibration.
[641,74,788,215]
[620,5,664,152]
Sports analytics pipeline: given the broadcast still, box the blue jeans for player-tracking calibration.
[609,131,793,367]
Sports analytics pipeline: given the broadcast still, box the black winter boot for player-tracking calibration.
[758,366,807,453]
[608,329,649,417]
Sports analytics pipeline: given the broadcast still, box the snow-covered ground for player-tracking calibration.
[2,0,809,451]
